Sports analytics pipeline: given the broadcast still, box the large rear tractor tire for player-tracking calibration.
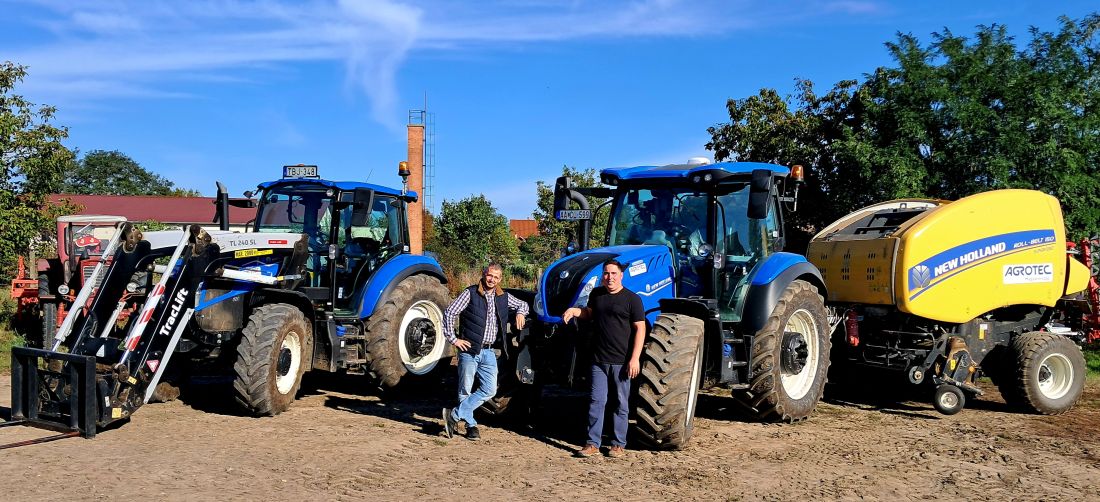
[232,304,311,416]
[733,279,830,422]
[998,332,1084,415]
[365,275,451,388]
[633,313,705,450]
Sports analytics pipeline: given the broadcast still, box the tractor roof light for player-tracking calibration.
[398,161,411,180]
[791,164,805,183]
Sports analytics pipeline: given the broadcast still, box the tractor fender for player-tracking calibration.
[739,253,826,334]
[357,255,446,318]
[248,289,316,323]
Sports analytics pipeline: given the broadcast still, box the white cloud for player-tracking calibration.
[6,0,882,126]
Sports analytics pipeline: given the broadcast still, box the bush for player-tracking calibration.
[1085,348,1100,377]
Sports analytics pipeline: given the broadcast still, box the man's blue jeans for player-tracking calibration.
[587,363,630,448]
[454,350,498,428]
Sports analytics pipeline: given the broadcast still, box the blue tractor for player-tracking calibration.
[8,164,451,438]
[514,161,831,450]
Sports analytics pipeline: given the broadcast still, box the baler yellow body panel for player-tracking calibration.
[809,189,1086,323]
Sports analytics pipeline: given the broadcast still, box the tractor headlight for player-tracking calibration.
[574,276,599,308]
[532,276,545,316]
[57,284,70,295]
[125,282,139,293]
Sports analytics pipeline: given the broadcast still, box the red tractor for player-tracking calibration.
[1066,237,1100,344]
[9,215,127,348]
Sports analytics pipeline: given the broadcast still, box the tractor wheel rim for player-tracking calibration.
[398,300,445,375]
[780,309,819,401]
[686,338,704,429]
[1037,353,1074,400]
[939,390,959,409]
[275,331,302,394]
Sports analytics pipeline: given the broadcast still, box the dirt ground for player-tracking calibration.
[2,371,1099,502]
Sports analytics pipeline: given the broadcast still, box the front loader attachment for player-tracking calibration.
[8,348,98,438]
[4,224,203,441]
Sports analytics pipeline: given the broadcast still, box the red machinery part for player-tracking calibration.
[1080,238,1100,344]
[846,309,860,347]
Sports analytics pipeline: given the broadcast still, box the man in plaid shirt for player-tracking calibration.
[442,263,528,440]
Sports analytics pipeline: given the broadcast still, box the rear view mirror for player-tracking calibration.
[748,169,772,220]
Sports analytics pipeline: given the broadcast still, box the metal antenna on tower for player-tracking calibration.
[408,98,436,214]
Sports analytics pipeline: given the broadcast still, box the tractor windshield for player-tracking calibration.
[66,223,119,259]
[608,188,709,252]
[255,185,332,243]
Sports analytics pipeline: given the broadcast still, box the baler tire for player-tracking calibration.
[932,384,965,415]
[364,275,450,389]
[232,304,311,416]
[1002,332,1084,415]
[732,280,830,422]
[632,313,705,450]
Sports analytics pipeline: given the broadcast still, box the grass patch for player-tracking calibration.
[0,327,25,373]
[1084,348,1100,379]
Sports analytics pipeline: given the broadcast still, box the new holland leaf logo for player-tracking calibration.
[910,265,932,289]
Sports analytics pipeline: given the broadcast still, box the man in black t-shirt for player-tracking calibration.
[562,259,646,458]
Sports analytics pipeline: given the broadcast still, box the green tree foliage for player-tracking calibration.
[707,14,1100,241]
[524,166,610,268]
[0,61,77,283]
[428,194,518,272]
[62,149,200,196]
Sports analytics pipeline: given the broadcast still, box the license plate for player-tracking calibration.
[283,165,318,178]
[556,209,592,220]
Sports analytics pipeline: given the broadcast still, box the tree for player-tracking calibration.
[0,61,77,282]
[707,14,1100,241]
[429,194,517,271]
[524,166,611,268]
[62,149,199,196]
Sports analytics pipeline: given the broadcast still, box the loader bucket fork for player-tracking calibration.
[5,224,205,442]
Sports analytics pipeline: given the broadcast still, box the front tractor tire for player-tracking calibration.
[998,332,1085,415]
[633,313,705,450]
[365,275,451,388]
[733,279,830,422]
[232,304,312,416]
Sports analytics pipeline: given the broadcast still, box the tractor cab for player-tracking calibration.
[55,214,128,295]
[551,162,799,323]
[251,165,413,313]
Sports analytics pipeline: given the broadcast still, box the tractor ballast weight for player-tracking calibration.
[809,189,1093,415]
[510,161,831,451]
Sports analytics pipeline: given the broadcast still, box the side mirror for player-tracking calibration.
[350,188,373,227]
[553,176,571,215]
[748,169,772,220]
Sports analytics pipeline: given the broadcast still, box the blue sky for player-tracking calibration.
[3,1,1096,219]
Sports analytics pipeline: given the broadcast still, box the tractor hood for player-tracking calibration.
[535,244,676,324]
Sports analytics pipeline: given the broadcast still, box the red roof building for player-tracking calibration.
[49,194,254,229]
[509,219,538,240]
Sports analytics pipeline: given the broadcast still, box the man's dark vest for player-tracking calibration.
[459,284,509,355]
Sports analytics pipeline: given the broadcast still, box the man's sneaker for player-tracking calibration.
[575,444,600,458]
[442,408,457,438]
[466,426,481,441]
[607,445,626,458]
